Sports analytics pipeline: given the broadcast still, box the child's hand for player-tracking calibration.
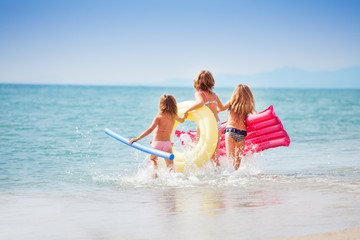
[183,112,188,119]
[129,138,138,144]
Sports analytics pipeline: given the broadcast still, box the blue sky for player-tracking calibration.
[0,0,359,87]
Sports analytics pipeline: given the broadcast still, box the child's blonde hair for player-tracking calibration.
[229,84,255,123]
[193,70,215,91]
[159,94,178,116]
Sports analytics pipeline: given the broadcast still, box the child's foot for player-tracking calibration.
[152,173,158,179]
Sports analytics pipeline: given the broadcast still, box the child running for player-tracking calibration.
[183,70,225,167]
[221,84,256,170]
[129,94,186,174]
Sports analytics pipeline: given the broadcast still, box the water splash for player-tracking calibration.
[117,153,264,189]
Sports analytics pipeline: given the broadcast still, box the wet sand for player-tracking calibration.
[278,226,360,240]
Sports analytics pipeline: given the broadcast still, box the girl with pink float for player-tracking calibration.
[220,84,256,170]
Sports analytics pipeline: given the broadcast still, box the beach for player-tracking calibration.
[278,226,360,240]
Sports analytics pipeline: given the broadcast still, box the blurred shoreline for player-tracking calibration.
[277,226,360,240]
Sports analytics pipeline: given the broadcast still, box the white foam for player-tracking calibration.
[118,152,264,189]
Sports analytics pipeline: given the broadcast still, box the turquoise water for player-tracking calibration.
[0,84,360,239]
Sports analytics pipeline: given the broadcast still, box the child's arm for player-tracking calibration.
[218,100,230,112]
[129,116,159,144]
[175,112,187,123]
[183,92,205,116]
[216,97,228,112]
[224,101,230,110]
[251,106,257,114]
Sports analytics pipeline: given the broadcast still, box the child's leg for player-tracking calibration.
[196,127,200,143]
[150,155,159,178]
[150,155,158,170]
[233,140,245,170]
[225,132,236,165]
[164,148,174,172]
[211,130,221,167]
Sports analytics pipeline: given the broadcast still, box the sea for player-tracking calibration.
[0,84,359,240]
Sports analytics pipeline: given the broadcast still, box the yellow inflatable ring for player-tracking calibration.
[169,101,218,172]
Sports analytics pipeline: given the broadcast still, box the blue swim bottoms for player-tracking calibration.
[224,127,247,142]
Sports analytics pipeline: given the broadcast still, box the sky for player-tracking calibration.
[0,0,359,87]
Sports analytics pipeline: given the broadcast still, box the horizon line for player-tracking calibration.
[1,82,359,90]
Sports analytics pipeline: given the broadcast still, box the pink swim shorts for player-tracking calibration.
[151,141,172,152]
